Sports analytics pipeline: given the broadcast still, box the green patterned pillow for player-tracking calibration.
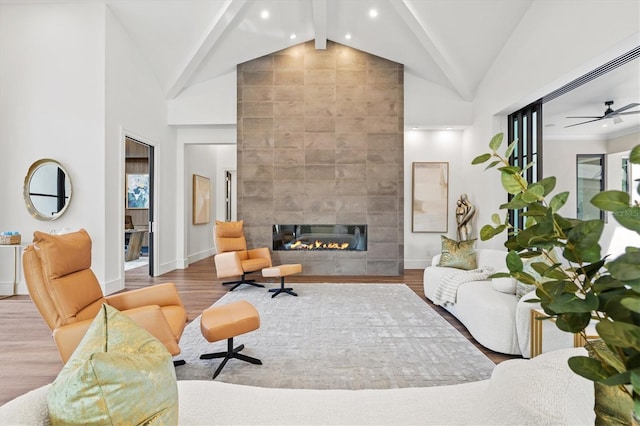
[437,236,477,270]
[48,304,178,425]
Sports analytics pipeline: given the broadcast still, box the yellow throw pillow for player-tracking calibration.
[48,304,178,425]
[437,236,477,270]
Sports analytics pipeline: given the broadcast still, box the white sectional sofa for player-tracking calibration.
[0,348,594,425]
[424,248,573,357]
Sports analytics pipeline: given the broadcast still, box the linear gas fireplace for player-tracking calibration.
[273,224,367,251]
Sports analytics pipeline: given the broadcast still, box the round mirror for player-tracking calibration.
[23,159,72,221]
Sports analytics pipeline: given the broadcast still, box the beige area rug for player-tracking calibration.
[174,283,496,389]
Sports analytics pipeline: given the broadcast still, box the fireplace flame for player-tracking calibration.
[289,240,350,250]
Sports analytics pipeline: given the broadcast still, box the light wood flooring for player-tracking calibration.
[0,257,520,405]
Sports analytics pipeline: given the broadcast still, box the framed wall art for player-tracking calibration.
[412,162,449,232]
[192,174,211,225]
[126,174,149,209]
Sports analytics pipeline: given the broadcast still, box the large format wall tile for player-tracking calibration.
[238,40,403,275]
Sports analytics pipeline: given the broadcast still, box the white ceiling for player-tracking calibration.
[105,0,533,101]
[3,0,638,139]
[543,58,640,140]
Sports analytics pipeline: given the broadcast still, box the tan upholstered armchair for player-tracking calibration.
[22,229,187,365]
[213,220,272,291]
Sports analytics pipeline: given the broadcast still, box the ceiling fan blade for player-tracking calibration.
[565,116,602,119]
[610,102,640,115]
[617,111,640,116]
[564,118,603,128]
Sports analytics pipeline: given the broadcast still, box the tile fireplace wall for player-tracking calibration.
[237,40,404,275]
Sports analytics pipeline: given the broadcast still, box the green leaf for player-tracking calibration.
[575,258,606,281]
[630,144,640,164]
[479,224,507,241]
[484,160,501,170]
[550,191,569,213]
[593,275,628,292]
[596,321,640,351]
[568,356,610,382]
[501,171,523,195]
[591,190,630,211]
[568,219,604,249]
[489,132,504,152]
[613,207,640,233]
[472,153,492,165]
[548,292,599,313]
[521,183,545,203]
[538,176,557,197]
[622,297,640,314]
[513,271,537,285]
[506,250,523,272]
[555,312,592,333]
[499,194,529,210]
[608,252,640,281]
[491,213,502,225]
[505,140,517,159]
[490,272,513,279]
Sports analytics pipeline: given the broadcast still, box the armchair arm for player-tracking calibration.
[53,305,181,364]
[247,247,272,267]
[214,251,244,278]
[106,282,184,311]
[53,319,93,364]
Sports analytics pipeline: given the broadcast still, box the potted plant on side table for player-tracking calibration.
[473,132,640,424]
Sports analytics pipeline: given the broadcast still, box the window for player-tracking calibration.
[507,101,543,230]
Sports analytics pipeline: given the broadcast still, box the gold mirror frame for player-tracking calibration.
[23,159,72,221]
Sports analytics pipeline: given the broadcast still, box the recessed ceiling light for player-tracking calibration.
[345,33,352,40]
[369,9,378,18]
[601,123,608,128]
[260,10,269,19]
[446,127,452,130]
[290,33,297,40]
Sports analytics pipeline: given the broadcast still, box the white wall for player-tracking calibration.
[0,3,106,295]
[105,7,178,292]
[168,72,237,125]
[186,145,217,263]
[463,0,640,251]
[543,138,607,218]
[603,132,640,257]
[404,73,473,128]
[404,130,465,268]
[215,145,237,222]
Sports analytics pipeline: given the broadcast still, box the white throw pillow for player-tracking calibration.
[491,277,516,294]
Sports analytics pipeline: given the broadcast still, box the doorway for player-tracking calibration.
[124,137,155,276]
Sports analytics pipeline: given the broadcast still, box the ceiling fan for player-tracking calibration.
[565,100,640,128]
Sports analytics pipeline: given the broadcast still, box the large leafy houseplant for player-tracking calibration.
[473,133,640,418]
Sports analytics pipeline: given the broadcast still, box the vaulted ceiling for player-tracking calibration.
[106,0,532,101]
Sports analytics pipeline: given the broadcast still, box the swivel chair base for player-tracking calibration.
[200,337,262,379]
[222,273,265,291]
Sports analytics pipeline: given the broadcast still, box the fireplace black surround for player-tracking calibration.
[273,224,367,251]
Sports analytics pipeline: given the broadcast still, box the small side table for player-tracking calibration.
[0,244,27,299]
[530,308,598,358]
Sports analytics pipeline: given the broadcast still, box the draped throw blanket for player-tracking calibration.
[433,266,495,306]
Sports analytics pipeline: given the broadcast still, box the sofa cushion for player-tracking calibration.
[481,347,594,424]
[491,277,516,294]
[47,304,178,425]
[437,236,477,270]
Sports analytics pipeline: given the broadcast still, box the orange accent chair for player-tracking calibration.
[22,229,187,365]
[213,220,272,291]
